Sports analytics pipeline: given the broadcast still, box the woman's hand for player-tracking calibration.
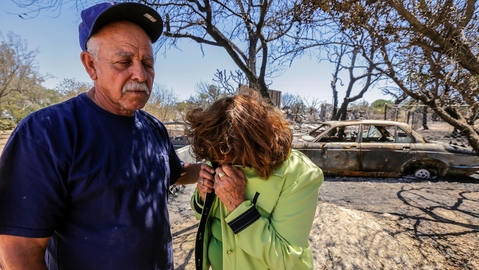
[214,165,246,212]
[197,163,215,202]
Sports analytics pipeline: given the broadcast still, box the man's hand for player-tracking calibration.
[175,163,202,186]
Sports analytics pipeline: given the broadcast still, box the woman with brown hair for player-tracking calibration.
[185,93,324,270]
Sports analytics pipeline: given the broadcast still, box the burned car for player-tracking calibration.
[292,120,479,179]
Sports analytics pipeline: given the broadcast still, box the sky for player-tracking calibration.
[1,1,387,104]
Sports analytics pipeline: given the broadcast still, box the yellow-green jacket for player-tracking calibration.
[191,149,324,270]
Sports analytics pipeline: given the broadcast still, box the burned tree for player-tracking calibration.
[12,0,331,101]
[327,36,382,121]
[145,0,327,100]
[314,0,479,153]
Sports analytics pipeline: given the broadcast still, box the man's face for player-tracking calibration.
[84,20,155,116]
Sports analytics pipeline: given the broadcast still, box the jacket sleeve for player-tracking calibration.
[190,188,203,220]
[224,165,324,270]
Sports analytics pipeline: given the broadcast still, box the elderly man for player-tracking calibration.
[0,2,200,269]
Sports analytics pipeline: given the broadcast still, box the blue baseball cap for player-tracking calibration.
[79,2,163,51]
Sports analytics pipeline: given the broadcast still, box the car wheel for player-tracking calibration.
[414,168,432,179]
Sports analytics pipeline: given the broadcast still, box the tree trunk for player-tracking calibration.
[422,106,429,130]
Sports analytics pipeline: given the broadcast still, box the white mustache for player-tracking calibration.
[122,81,150,94]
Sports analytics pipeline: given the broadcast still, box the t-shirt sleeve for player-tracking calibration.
[141,112,185,186]
[0,128,67,238]
[168,144,184,185]
[150,116,184,185]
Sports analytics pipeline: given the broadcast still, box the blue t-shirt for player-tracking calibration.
[0,93,184,270]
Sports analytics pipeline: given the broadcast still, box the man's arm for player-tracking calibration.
[0,235,50,270]
[174,162,202,185]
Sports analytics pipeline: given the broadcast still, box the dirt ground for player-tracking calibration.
[315,179,479,269]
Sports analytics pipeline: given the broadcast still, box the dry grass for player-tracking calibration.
[0,130,12,154]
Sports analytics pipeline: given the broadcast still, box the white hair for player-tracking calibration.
[86,36,99,60]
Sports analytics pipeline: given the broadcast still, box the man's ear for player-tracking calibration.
[80,51,98,80]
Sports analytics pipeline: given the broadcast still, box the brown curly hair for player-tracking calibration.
[184,94,292,179]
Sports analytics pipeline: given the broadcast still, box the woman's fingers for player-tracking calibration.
[212,164,247,212]
[199,178,214,189]
[199,164,214,179]
[197,162,218,202]
[217,164,246,182]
